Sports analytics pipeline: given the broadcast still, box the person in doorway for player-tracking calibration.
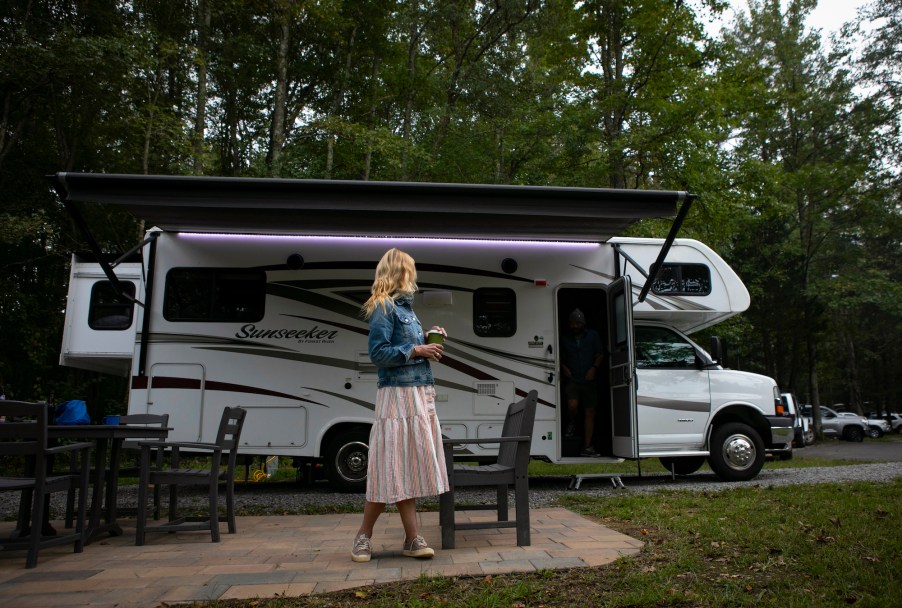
[351,248,450,563]
[561,308,605,457]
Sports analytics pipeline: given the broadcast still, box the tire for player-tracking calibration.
[866,426,884,439]
[843,425,865,442]
[659,456,705,475]
[707,422,765,482]
[323,428,370,492]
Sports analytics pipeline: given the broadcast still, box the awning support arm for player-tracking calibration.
[61,199,149,307]
[636,194,696,303]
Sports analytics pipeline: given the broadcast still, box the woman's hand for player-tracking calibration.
[414,343,444,361]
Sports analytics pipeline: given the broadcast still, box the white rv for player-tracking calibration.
[53,173,792,490]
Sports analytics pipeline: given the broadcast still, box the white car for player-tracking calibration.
[781,393,809,449]
[837,411,891,438]
[867,412,902,434]
[865,416,892,438]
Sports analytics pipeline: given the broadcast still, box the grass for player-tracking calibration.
[182,475,901,608]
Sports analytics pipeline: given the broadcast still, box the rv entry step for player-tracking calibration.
[568,474,626,490]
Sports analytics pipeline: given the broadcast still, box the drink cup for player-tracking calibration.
[426,330,444,345]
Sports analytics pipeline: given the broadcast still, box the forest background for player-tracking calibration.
[1,0,900,420]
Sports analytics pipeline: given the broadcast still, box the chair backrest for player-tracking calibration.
[0,401,49,469]
[214,407,247,453]
[119,413,170,450]
[496,391,538,468]
[119,413,170,427]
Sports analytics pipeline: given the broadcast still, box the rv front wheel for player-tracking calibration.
[324,428,370,493]
[707,422,765,482]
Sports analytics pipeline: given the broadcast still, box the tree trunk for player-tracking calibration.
[325,25,357,179]
[362,55,382,181]
[268,14,290,177]
[401,10,420,181]
[193,0,210,176]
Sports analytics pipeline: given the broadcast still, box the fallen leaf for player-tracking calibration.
[354,591,367,599]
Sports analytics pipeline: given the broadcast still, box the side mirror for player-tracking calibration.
[709,336,725,365]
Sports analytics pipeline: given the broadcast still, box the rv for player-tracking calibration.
[53,174,792,490]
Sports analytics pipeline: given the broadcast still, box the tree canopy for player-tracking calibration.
[0,0,899,417]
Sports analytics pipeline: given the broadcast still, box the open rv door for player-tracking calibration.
[609,275,638,458]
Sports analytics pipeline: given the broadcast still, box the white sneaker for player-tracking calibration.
[402,535,434,558]
[351,533,371,562]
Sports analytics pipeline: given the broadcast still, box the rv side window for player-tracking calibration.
[473,288,516,337]
[89,281,136,330]
[652,263,711,296]
[164,268,265,322]
[635,326,697,369]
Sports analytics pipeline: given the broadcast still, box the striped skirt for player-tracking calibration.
[366,385,450,504]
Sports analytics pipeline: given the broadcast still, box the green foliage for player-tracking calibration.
[0,0,898,411]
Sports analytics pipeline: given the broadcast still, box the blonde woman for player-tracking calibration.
[351,248,449,562]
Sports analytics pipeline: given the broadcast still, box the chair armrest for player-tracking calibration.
[442,436,530,446]
[46,441,93,455]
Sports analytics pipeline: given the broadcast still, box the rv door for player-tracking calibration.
[608,276,638,458]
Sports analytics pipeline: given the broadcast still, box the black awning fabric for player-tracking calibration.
[50,173,686,242]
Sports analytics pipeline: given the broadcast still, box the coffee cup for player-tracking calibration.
[426,330,444,345]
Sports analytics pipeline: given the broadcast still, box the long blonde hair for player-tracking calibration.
[362,248,418,318]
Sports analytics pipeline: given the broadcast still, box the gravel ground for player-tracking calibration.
[12,461,898,518]
[227,461,902,512]
[5,450,900,519]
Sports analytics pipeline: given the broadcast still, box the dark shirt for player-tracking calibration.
[561,328,604,383]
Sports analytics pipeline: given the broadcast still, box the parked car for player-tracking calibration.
[864,416,892,438]
[836,411,891,438]
[800,405,868,442]
[866,412,902,434]
[780,393,809,450]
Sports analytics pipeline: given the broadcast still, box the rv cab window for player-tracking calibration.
[635,326,697,369]
[163,268,265,322]
[651,263,712,296]
[88,281,136,330]
[473,288,516,337]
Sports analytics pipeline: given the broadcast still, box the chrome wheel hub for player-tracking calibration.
[722,434,755,470]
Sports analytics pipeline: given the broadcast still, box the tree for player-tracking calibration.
[721,0,897,428]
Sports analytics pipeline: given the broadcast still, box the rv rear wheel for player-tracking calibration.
[707,422,765,482]
[658,456,705,476]
[324,428,370,493]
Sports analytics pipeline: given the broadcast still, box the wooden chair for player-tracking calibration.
[439,390,538,549]
[64,413,170,527]
[0,400,92,568]
[135,407,247,545]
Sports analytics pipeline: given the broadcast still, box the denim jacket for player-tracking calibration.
[368,295,434,388]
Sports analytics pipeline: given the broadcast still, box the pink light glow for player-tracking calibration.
[176,232,600,249]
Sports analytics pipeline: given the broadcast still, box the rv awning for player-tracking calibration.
[50,173,685,242]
